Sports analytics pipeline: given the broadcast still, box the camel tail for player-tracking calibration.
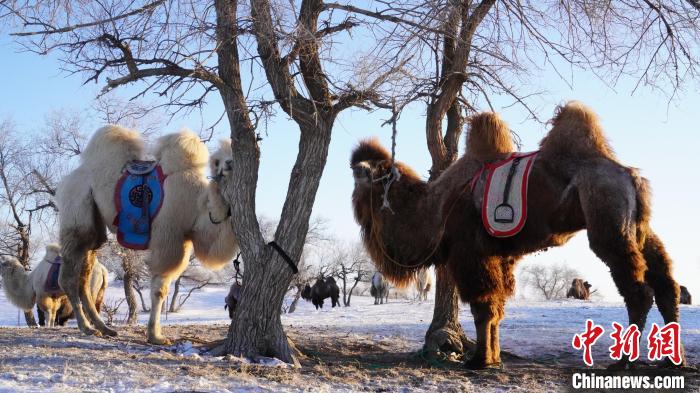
[631,170,652,247]
[540,101,616,160]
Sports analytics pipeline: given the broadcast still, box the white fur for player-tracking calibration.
[414,268,433,301]
[0,245,108,327]
[57,126,238,343]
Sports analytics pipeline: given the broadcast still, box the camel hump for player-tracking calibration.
[154,130,209,175]
[82,125,145,167]
[351,138,391,167]
[466,112,515,162]
[540,101,616,160]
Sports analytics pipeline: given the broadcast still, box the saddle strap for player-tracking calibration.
[500,156,521,206]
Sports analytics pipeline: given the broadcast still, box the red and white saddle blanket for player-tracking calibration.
[471,151,538,238]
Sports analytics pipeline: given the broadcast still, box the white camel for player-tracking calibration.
[56,126,237,344]
[414,268,433,302]
[0,244,108,327]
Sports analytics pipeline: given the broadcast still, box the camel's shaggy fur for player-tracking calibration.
[566,278,592,300]
[414,268,433,301]
[351,102,682,369]
[0,244,107,327]
[57,125,237,344]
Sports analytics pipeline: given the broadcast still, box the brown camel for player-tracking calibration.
[567,278,592,300]
[351,101,682,369]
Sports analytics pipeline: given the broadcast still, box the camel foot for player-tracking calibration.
[80,325,101,337]
[607,359,634,370]
[98,326,118,337]
[658,358,686,369]
[464,355,501,370]
[148,335,173,346]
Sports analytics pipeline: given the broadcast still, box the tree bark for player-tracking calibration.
[169,276,181,313]
[424,265,473,355]
[123,270,138,325]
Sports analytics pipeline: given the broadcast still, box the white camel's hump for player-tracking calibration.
[154,130,209,176]
[81,125,144,167]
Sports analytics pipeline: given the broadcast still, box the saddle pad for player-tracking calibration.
[113,162,166,250]
[44,257,62,296]
[481,151,538,237]
[125,160,158,175]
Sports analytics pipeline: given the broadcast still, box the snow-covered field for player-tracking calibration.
[0,283,697,392]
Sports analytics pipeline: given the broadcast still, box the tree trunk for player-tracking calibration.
[133,283,150,312]
[169,276,181,313]
[424,265,474,355]
[287,286,302,314]
[123,271,138,325]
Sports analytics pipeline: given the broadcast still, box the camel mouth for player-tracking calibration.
[352,162,371,183]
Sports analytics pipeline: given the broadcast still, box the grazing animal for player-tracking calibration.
[680,285,692,305]
[56,127,237,344]
[370,272,390,305]
[224,282,242,318]
[351,102,683,369]
[566,278,592,300]
[0,244,108,327]
[304,276,340,309]
[414,268,433,301]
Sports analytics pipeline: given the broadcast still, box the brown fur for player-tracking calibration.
[567,278,592,300]
[351,101,683,369]
[466,112,515,162]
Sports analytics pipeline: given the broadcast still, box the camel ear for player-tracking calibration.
[351,138,391,167]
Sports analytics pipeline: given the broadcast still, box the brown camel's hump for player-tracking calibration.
[351,138,391,167]
[466,112,515,162]
[540,101,616,161]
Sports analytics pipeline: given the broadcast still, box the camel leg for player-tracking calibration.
[465,301,499,369]
[642,231,686,366]
[59,245,99,336]
[490,298,506,365]
[588,232,653,370]
[79,251,116,337]
[147,274,174,345]
[146,240,191,345]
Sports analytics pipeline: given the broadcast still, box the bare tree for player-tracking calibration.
[168,259,212,313]
[329,241,370,307]
[6,0,700,365]
[98,238,149,325]
[520,263,579,300]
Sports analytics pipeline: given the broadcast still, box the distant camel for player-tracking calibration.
[351,102,683,368]
[370,272,389,305]
[680,285,692,305]
[56,127,237,344]
[302,277,340,309]
[0,244,108,327]
[566,278,592,300]
[414,268,433,301]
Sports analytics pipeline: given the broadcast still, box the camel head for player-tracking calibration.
[210,139,233,182]
[350,139,433,288]
[0,255,23,277]
[350,138,421,192]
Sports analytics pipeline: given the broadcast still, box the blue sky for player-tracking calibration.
[1,34,698,304]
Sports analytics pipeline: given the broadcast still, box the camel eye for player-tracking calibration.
[214,159,220,167]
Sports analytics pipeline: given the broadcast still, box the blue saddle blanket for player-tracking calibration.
[113,161,166,250]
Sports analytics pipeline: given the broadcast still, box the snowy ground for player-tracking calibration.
[0,283,698,392]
